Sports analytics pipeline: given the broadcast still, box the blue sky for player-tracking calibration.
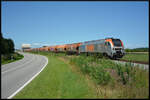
[2,1,149,49]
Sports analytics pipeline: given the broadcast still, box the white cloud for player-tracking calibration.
[42,44,50,46]
[32,43,41,45]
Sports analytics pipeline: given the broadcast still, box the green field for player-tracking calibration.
[1,52,24,65]
[14,52,149,99]
[121,53,149,62]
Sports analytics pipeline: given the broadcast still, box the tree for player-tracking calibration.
[1,33,15,55]
[7,39,15,53]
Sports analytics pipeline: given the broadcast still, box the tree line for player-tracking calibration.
[1,33,15,55]
[125,47,149,52]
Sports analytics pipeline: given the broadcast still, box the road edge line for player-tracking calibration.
[7,56,48,99]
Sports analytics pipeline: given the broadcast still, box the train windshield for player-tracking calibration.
[112,39,122,47]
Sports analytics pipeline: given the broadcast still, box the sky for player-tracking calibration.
[2,1,149,49]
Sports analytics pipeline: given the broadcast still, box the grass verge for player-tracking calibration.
[14,52,96,98]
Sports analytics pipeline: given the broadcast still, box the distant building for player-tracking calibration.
[22,44,31,52]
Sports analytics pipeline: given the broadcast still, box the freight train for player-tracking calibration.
[25,38,125,59]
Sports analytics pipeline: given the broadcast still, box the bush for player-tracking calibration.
[90,66,111,85]
[1,52,24,65]
[70,56,112,85]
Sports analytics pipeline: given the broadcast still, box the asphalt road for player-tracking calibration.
[1,52,48,99]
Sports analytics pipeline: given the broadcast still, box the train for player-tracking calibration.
[25,38,125,59]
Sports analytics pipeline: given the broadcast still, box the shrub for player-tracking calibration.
[70,56,112,85]
[89,66,111,85]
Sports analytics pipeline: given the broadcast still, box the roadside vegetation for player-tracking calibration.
[14,51,149,99]
[1,52,24,65]
[1,33,24,65]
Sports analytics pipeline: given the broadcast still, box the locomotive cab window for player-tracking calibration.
[107,42,111,49]
[112,39,122,47]
[108,42,111,46]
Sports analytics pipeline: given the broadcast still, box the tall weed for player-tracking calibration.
[70,56,112,85]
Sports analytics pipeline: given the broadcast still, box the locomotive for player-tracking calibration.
[79,38,125,59]
[25,38,125,59]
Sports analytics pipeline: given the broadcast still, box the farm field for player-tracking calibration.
[121,53,149,63]
[14,52,149,99]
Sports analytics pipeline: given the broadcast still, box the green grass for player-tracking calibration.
[13,52,149,98]
[121,53,149,62]
[14,52,96,98]
[1,52,24,65]
[69,55,149,98]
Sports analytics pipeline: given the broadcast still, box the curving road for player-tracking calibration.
[1,52,48,99]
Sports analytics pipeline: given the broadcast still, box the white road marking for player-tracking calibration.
[7,56,48,99]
